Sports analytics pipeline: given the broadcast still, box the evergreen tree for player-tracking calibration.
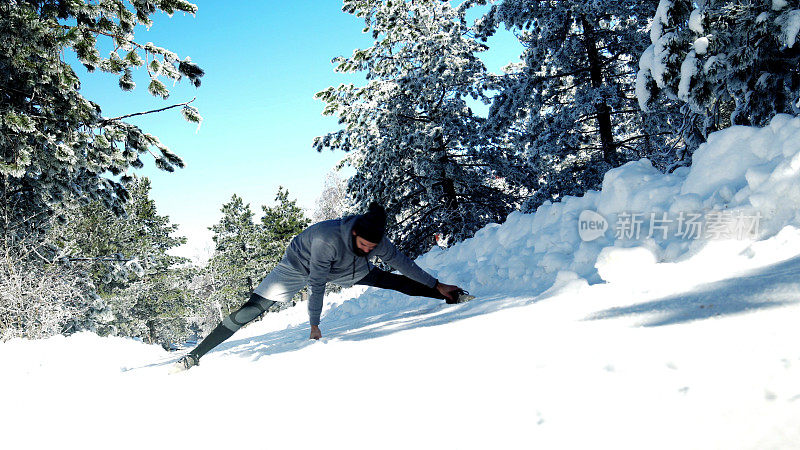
[207,194,259,316]
[207,187,308,318]
[315,0,524,257]
[638,0,800,136]
[0,0,203,241]
[49,176,192,341]
[113,266,197,347]
[258,186,311,269]
[479,0,685,210]
[52,176,187,293]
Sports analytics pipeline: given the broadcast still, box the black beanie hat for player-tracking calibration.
[353,202,386,243]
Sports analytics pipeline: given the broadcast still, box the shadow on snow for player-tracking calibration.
[212,290,537,362]
[584,254,800,327]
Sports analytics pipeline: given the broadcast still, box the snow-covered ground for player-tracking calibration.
[3,116,800,449]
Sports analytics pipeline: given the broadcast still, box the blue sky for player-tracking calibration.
[71,1,522,263]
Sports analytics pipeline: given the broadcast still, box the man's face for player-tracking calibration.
[352,231,378,256]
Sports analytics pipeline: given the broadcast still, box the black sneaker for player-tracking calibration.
[169,354,199,374]
[446,289,475,304]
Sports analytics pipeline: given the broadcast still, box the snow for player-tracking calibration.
[779,9,800,48]
[773,0,789,12]
[693,36,710,55]
[703,53,721,75]
[636,44,655,111]
[650,0,674,44]
[651,31,674,87]
[678,50,698,101]
[645,1,676,91]
[689,8,705,34]
[4,116,800,448]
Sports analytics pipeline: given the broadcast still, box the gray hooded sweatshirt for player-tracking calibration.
[280,215,438,326]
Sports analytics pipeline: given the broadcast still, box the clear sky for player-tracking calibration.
[70,1,521,264]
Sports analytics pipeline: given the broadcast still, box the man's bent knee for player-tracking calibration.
[222,293,277,331]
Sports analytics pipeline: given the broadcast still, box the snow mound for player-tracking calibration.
[414,114,800,293]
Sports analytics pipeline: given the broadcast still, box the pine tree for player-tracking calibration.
[207,188,309,320]
[52,176,187,293]
[638,0,800,136]
[315,0,524,257]
[114,267,196,347]
[0,0,203,241]
[258,186,311,269]
[479,0,685,210]
[208,194,259,316]
[49,176,192,341]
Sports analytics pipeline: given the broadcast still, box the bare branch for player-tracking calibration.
[99,97,196,125]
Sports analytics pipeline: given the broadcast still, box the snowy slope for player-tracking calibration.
[3,116,800,449]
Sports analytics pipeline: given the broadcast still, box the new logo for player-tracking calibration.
[578,210,608,241]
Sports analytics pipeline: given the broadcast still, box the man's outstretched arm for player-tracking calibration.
[307,239,334,339]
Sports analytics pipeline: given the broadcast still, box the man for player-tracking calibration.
[172,202,471,372]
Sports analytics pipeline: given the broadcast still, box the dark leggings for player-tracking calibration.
[355,268,446,300]
[189,268,443,360]
[189,292,277,360]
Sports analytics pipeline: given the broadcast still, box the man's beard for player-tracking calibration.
[352,235,369,257]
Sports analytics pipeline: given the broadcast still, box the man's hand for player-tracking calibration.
[310,325,322,340]
[436,282,460,301]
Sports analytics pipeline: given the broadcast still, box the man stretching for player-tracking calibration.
[173,202,471,372]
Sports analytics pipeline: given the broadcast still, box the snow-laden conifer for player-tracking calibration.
[478,0,686,210]
[0,0,203,240]
[315,0,524,257]
[638,0,800,138]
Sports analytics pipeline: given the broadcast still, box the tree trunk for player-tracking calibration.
[581,15,618,166]
[435,137,459,227]
[147,320,156,344]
